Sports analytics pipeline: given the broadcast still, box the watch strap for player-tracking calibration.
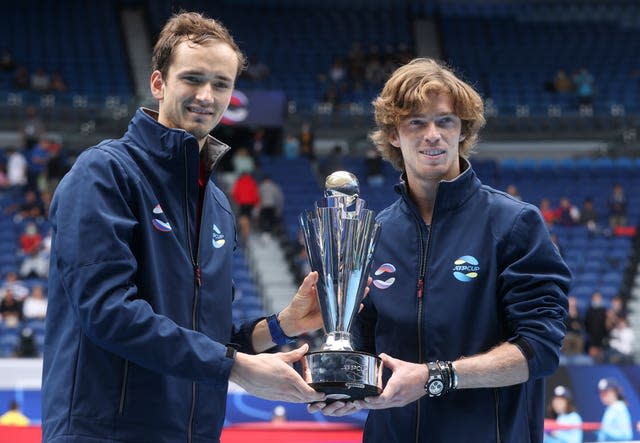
[267,313,297,346]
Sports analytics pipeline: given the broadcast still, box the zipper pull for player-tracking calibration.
[417,277,424,298]
[195,266,202,287]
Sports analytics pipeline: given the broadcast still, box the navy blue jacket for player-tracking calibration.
[42,109,257,443]
[353,161,571,443]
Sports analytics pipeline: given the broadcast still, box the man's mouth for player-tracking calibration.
[186,106,214,115]
[420,149,446,157]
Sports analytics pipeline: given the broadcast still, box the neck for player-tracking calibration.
[406,175,439,225]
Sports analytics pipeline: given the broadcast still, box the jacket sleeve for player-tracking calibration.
[498,205,572,379]
[52,148,233,388]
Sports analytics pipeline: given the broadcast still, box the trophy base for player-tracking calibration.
[301,350,383,401]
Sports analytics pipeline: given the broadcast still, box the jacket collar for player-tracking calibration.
[395,157,482,213]
[127,108,231,171]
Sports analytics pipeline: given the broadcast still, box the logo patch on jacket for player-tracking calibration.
[452,255,480,282]
[212,224,226,248]
[372,263,396,289]
[151,204,172,232]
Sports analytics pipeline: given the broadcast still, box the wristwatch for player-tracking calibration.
[425,361,446,397]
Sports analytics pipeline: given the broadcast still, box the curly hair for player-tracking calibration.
[370,58,485,171]
[151,11,246,79]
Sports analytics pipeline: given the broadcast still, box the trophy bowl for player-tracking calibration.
[299,171,383,400]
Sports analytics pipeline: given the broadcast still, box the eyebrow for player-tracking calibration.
[179,70,234,83]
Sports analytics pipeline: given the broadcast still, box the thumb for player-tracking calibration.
[280,343,309,363]
[300,271,318,292]
[378,353,397,370]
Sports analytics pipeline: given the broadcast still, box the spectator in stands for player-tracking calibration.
[506,184,522,200]
[572,67,594,107]
[30,66,51,92]
[0,400,29,426]
[544,385,583,443]
[22,284,47,321]
[597,378,633,442]
[258,176,284,233]
[0,47,16,72]
[310,58,571,443]
[5,147,27,187]
[555,197,580,226]
[232,171,260,217]
[579,197,598,234]
[20,106,46,151]
[605,317,635,365]
[365,53,385,87]
[27,135,53,191]
[283,134,300,159]
[0,272,29,302]
[346,42,366,84]
[0,163,7,189]
[42,11,325,443]
[12,65,30,90]
[584,291,608,363]
[50,70,67,93]
[552,69,574,93]
[540,198,556,226]
[14,326,38,357]
[606,295,626,331]
[0,288,22,327]
[562,296,584,357]
[19,226,50,280]
[18,222,45,279]
[231,146,255,176]
[5,189,45,223]
[43,139,69,191]
[607,183,627,229]
[298,122,315,159]
[328,58,347,84]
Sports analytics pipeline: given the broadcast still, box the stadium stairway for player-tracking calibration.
[245,231,299,314]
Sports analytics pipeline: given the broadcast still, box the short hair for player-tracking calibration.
[370,58,485,171]
[151,11,246,79]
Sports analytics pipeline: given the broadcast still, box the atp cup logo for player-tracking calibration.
[452,256,480,282]
[212,224,225,249]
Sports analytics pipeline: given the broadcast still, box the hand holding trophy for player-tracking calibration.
[299,171,383,401]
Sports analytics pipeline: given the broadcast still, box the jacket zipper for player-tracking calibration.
[494,389,502,443]
[414,219,430,443]
[118,360,129,415]
[183,144,201,443]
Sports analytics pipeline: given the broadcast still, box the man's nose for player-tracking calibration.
[423,122,440,142]
[195,83,214,102]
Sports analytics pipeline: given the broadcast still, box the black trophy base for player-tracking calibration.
[301,350,383,401]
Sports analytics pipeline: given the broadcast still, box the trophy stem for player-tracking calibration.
[321,331,354,351]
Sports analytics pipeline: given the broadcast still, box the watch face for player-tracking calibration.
[428,380,444,395]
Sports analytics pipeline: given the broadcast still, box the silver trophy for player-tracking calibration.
[299,171,383,400]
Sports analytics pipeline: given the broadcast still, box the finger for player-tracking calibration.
[299,271,319,293]
[280,343,309,363]
[378,353,397,370]
[307,402,326,413]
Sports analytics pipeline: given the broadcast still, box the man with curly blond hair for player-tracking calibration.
[311,58,571,443]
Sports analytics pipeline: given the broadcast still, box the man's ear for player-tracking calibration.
[150,70,164,100]
[389,130,401,148]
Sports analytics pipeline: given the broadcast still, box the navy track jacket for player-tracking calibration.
[353,161,572,443]
[42,109,257,443]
